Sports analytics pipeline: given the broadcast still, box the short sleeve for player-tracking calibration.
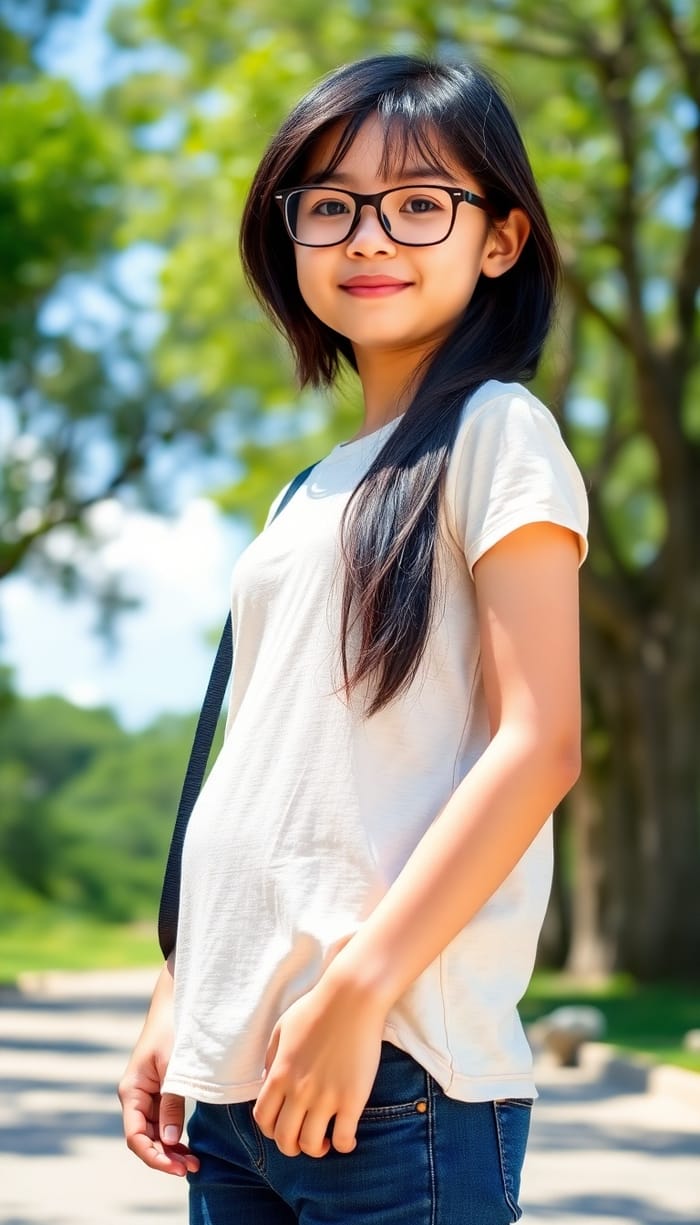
[447,387,590,580]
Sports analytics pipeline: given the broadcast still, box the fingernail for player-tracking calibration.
[163,1125,179,1144]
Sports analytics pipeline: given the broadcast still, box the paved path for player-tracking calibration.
[1,970,698,1225]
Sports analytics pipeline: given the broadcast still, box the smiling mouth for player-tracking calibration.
[340,279,413,297]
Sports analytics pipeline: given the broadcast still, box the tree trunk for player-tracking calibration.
[568,599,700,980]
[536,799,570,969]
[565,771,611,978]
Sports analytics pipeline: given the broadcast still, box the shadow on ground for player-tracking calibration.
[0,1107,124,1157]
[520,1194,694,1224]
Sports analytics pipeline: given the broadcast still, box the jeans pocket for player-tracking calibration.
[358,1041,431,1122]
[492,1098,533,1221]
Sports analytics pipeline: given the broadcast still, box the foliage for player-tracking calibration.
[0,915,161,984]
[0,7,227,637]
[522,970,700,1073]
[0,15,130,599]
[102,0,700,977]
[2,0,699,977]
[0,692,211,923]
[0,75,118,338]
[4,1,698,571]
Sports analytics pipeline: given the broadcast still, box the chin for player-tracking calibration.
[344,326,428,348]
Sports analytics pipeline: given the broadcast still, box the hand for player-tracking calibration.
[119,1045,199,1177]
[118,962,200,1178]
[252,969,387,1159]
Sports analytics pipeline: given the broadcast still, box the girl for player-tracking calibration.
[119,52,589,1225]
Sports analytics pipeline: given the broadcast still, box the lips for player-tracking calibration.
[340,275,411,288]
[339,275,413,297]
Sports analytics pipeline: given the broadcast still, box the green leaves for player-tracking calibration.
[0,693,206,923]
[2,2,698,971]
[1,1,696,620]
[0,77,124,315]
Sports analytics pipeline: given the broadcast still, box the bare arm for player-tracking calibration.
[326,520,582,1008]
[252,521,583,1158]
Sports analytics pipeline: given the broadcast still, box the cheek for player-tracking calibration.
[294,251,334,316]
[426,243,487,307]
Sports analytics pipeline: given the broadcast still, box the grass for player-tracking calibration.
[1,916,698,1075]
[522,970,700,1073]
[0,915,161,986]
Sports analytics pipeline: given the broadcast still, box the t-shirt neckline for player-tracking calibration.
[324,412,406,464]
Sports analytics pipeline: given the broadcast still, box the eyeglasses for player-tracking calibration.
[274,184,495,248]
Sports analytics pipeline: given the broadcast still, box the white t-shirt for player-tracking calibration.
[163,379,589,1105]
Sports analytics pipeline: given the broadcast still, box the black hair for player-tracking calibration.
[240,53,560,717]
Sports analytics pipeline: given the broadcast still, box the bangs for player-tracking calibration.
[297,102,487,188]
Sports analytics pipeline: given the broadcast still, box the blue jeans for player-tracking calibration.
[187,1040,532,1224]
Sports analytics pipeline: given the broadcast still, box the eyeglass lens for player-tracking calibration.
[285,187,456,246]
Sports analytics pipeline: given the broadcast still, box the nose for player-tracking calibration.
[346,203,396,256]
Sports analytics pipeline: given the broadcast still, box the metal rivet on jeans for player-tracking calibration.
[415,1099,428,1113]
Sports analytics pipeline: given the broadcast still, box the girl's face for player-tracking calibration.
[291,114,529,363]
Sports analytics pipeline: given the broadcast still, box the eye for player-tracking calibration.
[401,195,445,214]
[311,198,351,216]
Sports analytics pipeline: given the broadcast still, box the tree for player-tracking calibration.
[0,7,229,642]
[0,692,201,922]
[479,1,700,981]
[48,720,192,920]
[5,0,698,975]
[0,694,128,905]
[103,0,699,978]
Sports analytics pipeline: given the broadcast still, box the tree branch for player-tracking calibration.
[468,36,581,63]
[587,476,636,585]
[675,130,700,366]
[598,66,650,361]
[579,565,641,648]
[0,446,147,581]
[648,0,700,106]
[647,0,700,371]
[583,24,692,521]
[564,273,632,350]
[547,296,582,448]
[544,297,644,637]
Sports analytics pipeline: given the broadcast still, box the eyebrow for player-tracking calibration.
[303,166,459,187]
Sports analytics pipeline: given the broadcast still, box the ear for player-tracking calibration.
[480,208,531,279]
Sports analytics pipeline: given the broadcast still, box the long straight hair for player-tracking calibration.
[240,54,560,717]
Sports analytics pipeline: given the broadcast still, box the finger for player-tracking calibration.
[331,1108,359,1154]
[272,1097,306,1158]
[159,1092,185,1147]
[128,1130,199,1176]
[120,1085,157,1144]
[123,1099,192,1175]
[298,1107,332,1159]
[252,1078,283,1138]
[122,1089,199,1176]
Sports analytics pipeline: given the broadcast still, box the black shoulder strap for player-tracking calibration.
[157,460,320,958]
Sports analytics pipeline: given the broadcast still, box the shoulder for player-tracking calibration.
[447,379,580,488]
[443,379,590,575]
[454,379,564,443]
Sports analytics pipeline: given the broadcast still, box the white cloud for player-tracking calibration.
[64,679,107,710]
[1,501,248,730]
[97,498,236,617]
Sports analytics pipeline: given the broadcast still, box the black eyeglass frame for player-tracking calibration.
[273,184,498,248]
